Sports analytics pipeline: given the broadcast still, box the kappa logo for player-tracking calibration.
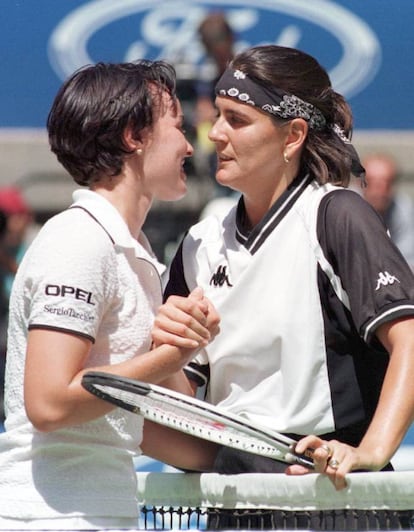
[210,265,233,287]
[375,271,400,291]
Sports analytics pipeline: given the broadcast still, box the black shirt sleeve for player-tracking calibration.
[317,189,414,341]
[163,239,190,302]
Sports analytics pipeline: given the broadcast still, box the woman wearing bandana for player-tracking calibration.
[153,45,414,492]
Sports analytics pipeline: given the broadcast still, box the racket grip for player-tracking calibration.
[285,452,314,469]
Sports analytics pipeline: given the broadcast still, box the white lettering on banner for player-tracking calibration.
[48,0,381,99]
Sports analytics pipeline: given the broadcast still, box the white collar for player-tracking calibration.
[70,189,166,276]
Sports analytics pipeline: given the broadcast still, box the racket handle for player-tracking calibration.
[285,452,314,469]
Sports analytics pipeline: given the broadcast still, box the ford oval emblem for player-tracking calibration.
[48,0,381,99]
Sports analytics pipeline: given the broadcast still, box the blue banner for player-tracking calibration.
[1,0,413,129]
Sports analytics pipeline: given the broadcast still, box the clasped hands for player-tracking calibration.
[152,287,220,350]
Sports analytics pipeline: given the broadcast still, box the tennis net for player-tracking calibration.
[136,470,414,530]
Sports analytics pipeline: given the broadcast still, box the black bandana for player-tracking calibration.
[215,67,326,130]
[215,67,365,178]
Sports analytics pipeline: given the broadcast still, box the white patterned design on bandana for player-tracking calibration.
[234,69,246,80]
[273,94,326,129]
[218,87,255,106]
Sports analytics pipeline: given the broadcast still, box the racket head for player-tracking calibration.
[82,371,151,414]
[81,371,313,468]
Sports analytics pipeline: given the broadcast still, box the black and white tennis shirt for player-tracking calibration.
[164,174,414,438]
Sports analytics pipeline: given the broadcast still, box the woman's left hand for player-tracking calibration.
[285,435,379,491]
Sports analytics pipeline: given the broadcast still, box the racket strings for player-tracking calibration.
[94,383,288,461]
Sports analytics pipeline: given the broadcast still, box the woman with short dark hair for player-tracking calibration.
[0,60,219,529]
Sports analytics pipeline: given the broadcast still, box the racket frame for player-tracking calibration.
[82,371,313,468]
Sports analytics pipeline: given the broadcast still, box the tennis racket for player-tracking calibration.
[81,371,314,468]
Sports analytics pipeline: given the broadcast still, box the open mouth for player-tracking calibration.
[218,154,233,162]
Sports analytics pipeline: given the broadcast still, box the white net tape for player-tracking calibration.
[137,471,414,511]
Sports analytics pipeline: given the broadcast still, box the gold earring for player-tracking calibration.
[136,148,143,155]
[283,151,289,164]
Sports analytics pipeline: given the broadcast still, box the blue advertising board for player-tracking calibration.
[0,0,413,129]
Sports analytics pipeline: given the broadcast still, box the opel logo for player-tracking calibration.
[48,0,381,99]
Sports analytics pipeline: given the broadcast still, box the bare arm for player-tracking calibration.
[141,420,218,471]
[24,328,207,432]
[357,317,414,463]
[157,370,195,396]
[24,287,219,432]
[287,317,414,490]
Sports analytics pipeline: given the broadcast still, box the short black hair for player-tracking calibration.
[47,60,177,186]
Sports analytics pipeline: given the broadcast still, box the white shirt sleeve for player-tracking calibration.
[22,209,118,342]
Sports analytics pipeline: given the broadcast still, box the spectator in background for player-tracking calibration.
[196,11,235,124]
[0,186,33,423]
[0,208,10,424]
[195,11,236,195]
[363,153,414,270]
[0,186,34,296]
